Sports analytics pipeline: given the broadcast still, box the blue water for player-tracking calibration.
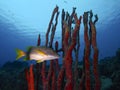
[0,0,120,66]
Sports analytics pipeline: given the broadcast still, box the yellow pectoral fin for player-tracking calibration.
[15,48,26,60]
[36,60,43,63]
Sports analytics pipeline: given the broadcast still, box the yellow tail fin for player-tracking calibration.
[15,48,26,60]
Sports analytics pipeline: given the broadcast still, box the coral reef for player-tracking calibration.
[0,61,28,90]
[0,48,120,90]
[2,6,117,90]
[23,6,101,90]
[99,49,120,90]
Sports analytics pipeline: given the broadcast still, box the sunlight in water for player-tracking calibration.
[0,0,119,39]
[0,0,120,66]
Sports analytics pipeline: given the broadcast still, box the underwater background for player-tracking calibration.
[0,0,120,90]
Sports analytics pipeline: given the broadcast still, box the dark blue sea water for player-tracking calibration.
[0,0,120,66]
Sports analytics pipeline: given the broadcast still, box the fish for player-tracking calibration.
[15,46,59,63]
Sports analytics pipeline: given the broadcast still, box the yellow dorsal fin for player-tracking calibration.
[15,48,26,60]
